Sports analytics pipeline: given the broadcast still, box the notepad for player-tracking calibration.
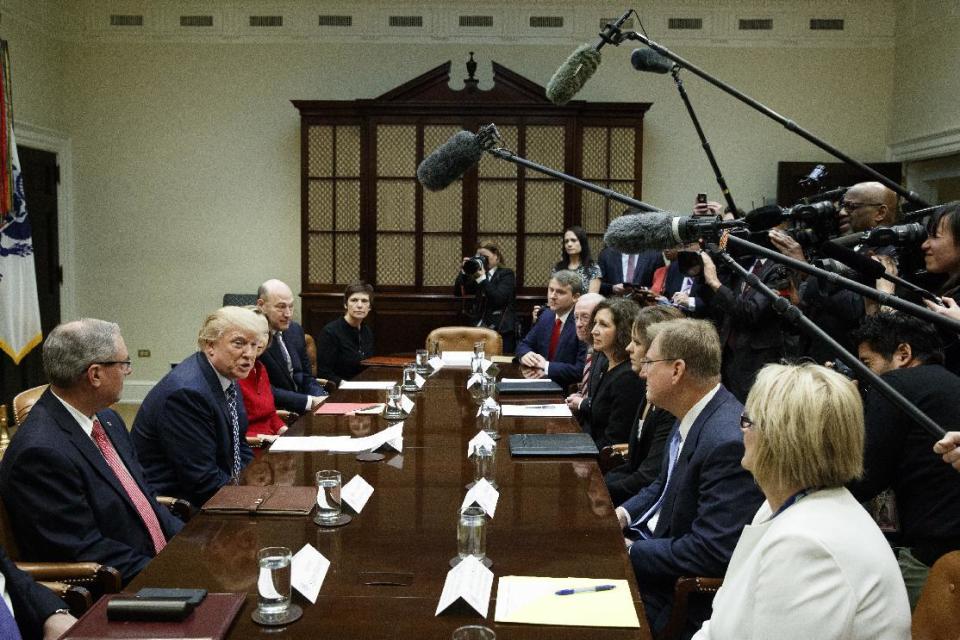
[494,576,639,627]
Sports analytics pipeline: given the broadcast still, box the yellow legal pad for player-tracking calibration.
[490,355,514,364]
[493,576,640,628]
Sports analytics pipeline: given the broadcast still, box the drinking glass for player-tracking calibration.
[473,340,486,361]
[384,383,405,420]
[457,506,487,561]
[402,364,419,391]
[473,445,496,487]
[315,470,342,523]
[478,402,500,439]
[452,626,496,640]
[256,546,292,618]
[415,348,430,374]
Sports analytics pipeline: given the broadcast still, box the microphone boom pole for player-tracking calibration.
[710,240,946,439]
[625,32,929,208]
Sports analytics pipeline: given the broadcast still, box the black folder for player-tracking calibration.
[497,380,563,395]
[508,433,599,457]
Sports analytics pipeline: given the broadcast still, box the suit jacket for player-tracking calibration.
[598,248,663,295]
[515,308,586,387]
[453,266,516,335]
[693,488,911,640]
[0,544,65,640]
[582,359,643,449]
[622,385,763,633]
[133,352,254,507]
[259,321,325,412]
[605,402,675,507]
[0,390,183,585]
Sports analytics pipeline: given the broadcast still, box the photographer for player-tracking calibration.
[453,243,517,353]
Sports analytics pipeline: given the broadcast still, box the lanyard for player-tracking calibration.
[770,487,817,519]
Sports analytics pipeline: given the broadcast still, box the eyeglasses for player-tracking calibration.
[638,357,677,369]
[839,200,882,212]
[92,360,132,373]
[740,412,755,430]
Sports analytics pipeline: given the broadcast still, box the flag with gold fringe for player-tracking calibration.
[0,40,42,364]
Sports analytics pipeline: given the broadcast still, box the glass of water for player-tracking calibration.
[402,364,419,392]
[457,506,487,561]
[415,348,430,374]
[256,546,292,618]
[315,470,342,524]
[473,445,497,488]
[384,384,405,420]
[478,402,500,440]
[473,340,486,361]
[452,626,496,640]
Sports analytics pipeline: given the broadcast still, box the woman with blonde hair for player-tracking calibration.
[693,363,910,640]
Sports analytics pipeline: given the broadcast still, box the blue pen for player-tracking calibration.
[555,584,616,596]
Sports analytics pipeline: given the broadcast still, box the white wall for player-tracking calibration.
[7,5,899,389]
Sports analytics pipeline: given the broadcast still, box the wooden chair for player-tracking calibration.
[13,384,47,427]
[303,333,335,391]
[913,550,960,640]
[425,326,503,356]
[0,496,120,614]
[656,576,724,640]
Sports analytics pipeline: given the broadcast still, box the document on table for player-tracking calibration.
[493,576,639,627]
[291,544,330,604]
[341,475,374,513]
[435,556,494,618]
[338,380,396,390]
[461,478,499,517]
[440,351,473,367]
[502,404,572,418]
[270,423,403,453]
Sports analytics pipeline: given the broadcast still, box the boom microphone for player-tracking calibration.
[630,48,676,74]
[545,10,632,105]
[416,131,483,192]
[604,211,745,253]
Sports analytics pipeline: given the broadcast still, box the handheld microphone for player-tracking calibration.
[545,10,632,105]
[604,211,745,253]
[416,130,483,192]
[630,48,675,74]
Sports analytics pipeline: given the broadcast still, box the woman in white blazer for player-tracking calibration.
[693,363,910,640]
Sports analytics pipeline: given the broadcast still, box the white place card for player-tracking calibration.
[415,373,426,388]
[400,394,415,414]
[429,356,444,371]
[341,475,374,513]
[461,478,499,517]
[435,555,494,618]
[291,543,330,604]
[466,373,484,389]
[468,431,498,457]
[481,358,493,372]
[387,454,404,469]
[441,351,474,367]
[501,404,572,418]
[475,398,500,416]
[385,435,403,452]
[339,380,396,390]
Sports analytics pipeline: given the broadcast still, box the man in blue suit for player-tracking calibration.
[256,279,326,412]
[615,318,762,638]
[0,544,76,640]
[516,270,587,388]
[597,245,663,295]
[133,307,257,507]
[0,319,183,586]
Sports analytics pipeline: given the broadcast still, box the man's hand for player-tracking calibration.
[616,506,629,530]
[934,431,960,471]
[520,352,547,369]
[565,393,584,411]
[612,283,627,295]
[769,228,807,264]
[309,396,327,411]
[672,291,691,307]
[44,611,77,640]
[700,251,721,290]
[520,365,546,379]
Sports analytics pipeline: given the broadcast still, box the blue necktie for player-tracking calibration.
[225,383,242,480]
[276,331,294,379]
[630,427,682,539]
[0,598,22,640]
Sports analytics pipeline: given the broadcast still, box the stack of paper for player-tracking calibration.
[501,404,572,418]
[270,423,403,453]
[493,576,639,627]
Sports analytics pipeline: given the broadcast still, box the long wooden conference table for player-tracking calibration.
[128,363,653,639]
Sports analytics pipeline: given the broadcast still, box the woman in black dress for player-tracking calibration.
[316,283,375,385]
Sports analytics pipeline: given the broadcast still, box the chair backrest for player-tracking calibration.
[13,384,48,427]
[222,293,258,307]
[303,333,318,377]
[913,550,960,640]
[425,327,503,356]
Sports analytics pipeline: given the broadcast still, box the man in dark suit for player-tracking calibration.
[616,319,762,637]
[0,319,183,587]
[256,279,326,412]
[133,307,257,507]
[597,245,662,295]
[516,270,587,387]
[0,544,75,640]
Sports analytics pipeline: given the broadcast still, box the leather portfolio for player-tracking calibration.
[360,355,411,368]
[508,433,599,457]
[497,380,563,395]
[63,592,245,639]
[202,484,316,515]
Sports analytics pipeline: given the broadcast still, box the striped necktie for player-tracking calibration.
[225,383,243,480]
[579,351,593,395]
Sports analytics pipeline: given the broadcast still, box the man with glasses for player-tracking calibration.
[133,307,258,507]
[257,279,327,412]
[614,319,762,638]
[0,319,183,585]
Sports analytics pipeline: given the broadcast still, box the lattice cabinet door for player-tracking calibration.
[580,126,639,254]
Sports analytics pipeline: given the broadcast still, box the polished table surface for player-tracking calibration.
[128,364,652,639]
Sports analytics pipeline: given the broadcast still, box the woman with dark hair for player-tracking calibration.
[553,226,602,294]
[923,203,960,308]
[454,242,517,352]
[316,283,375,385]
[572,297,642,448]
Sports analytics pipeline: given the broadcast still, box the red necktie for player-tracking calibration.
[579,351,593,395]
[91,418,167,554]
[651,266,668,295]
[548,317,562,361]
